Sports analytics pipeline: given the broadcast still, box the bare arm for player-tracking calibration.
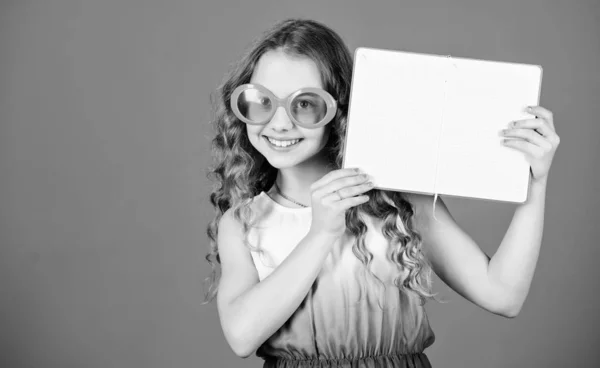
[409,179,547,318]
[410,105,557,318]
[216,209,340,358]
[217,168,372,357]
[487,179,546,316]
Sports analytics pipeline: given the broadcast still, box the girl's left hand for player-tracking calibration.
[500,105,561,184]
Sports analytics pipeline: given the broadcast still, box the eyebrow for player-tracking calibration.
[251,83,323,99]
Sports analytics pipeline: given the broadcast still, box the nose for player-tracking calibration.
[267,106,294,130]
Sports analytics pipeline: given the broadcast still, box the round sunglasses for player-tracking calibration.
[230,83,338,129]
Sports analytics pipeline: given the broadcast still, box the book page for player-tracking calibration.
[343,47,542,203]
[436,57,542,202]
[344,49,445,194]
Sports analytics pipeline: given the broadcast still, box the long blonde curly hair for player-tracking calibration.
[203,18,440,306]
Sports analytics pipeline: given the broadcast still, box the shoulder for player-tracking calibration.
[404,191,435,206]
[217,207,247,251]
[217,194,267,242]
[403,192,452,228]
[219,193,265,226]
[404,192,432,218]
[218,207,238,230]
[216,207,260,276]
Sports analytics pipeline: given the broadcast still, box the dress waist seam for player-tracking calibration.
[265,351,426,363]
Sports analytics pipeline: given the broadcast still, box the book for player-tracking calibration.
[342,47,543,204]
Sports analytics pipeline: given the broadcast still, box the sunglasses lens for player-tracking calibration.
[290,92,328,125]
[235,88,273,123]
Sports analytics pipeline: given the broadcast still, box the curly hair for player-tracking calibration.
[202,18,440,306]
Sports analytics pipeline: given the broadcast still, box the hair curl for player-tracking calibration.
[202,18,440,306]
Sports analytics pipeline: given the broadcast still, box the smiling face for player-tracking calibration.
[245,48,332,169]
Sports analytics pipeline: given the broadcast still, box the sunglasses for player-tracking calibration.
[230,83,338,129]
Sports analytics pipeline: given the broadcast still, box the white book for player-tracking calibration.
[342,47,543,203]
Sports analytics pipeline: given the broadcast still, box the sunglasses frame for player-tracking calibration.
[230,83,338,129]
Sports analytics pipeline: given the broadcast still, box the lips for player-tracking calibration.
[264,136,303,148]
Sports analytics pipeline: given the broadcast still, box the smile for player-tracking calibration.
[265,137,303,148]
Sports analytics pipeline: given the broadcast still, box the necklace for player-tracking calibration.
[274,182,309,208]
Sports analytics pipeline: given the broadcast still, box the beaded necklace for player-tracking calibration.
[273,182,309,208]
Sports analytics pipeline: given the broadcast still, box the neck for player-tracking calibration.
[274,154,335,206]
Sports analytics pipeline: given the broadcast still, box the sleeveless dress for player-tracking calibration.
[247,191,435,368]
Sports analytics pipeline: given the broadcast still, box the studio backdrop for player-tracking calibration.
[1,1,598,367]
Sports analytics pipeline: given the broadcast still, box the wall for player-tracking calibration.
[1,0,598,367]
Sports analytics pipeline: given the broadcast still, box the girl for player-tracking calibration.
[203,19,560,368]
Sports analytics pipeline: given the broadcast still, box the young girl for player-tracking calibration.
[203,18,560,368]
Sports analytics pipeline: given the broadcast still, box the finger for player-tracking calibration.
[510,118,553,136]
[526,106,555,130]
[338,194,370,210]
[315,173,370,200]
[509,118,560,145]
[323,181,375,203]
[337,181,375,199]
[502,129,552,150]
[322,190,344,204]
[310,168,363,191]
[502,138,546,158]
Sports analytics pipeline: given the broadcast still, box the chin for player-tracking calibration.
[263,148,322,169]
[250,135,328,169]
[264,154,310,169]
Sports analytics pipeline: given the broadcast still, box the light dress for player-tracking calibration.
[247,191,435,368]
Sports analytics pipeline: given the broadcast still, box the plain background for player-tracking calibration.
[1,0,598,367]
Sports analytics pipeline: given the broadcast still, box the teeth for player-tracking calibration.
[267,137,301,147]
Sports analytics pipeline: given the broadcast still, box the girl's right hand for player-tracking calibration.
[309,168,374,238]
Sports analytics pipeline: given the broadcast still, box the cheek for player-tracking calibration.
[304,131,324,146]
[246,125,258,135]
[305,127,331,152]
[317,127,332,147]
[246,126,262,142]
